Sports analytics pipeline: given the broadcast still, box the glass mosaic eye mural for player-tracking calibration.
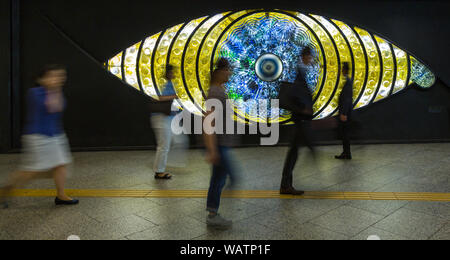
[106,9,436,124]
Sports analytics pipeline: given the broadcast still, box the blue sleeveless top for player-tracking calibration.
[23,87,65,137]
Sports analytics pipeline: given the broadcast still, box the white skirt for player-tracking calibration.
[20,134,72,172]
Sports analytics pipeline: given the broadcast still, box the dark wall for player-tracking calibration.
[0,0,11,152]
[6,0,450,151]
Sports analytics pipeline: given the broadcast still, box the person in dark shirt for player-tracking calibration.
[204,58,236,230]
[1,65,78,208]
[280,47,315,196]
[335,62,354,160]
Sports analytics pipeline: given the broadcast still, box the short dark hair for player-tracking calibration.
[301,46,313,57]
[166,64,174,72]
[165,64,175,78]
[35,64,66,85]
[342,62,350,74]
[216,58,231,71]
[37,64,66,80]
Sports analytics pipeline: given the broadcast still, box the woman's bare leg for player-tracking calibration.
[1,171,47,205]
[52,165,72,201]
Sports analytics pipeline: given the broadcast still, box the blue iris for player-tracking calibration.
[255,53,284,82]
[218,14,320,121]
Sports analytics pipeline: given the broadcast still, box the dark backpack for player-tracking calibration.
[279,81,313,120]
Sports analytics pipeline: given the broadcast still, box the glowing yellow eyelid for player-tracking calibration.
[232,100,290,124]
[291,14,325,101]
[330,19,367,108]
[392,45,409,94]
[312,15,352,119]
[107,10,437,124]
[108,52,123,80]
[183,13,228,113]
[140,32,162,99]
[153,23,185,95]
[278,11,325,104]
[409,56,418,86]
[298,13,338,117]
[170,17,208,115]
[198,11,250,99]
[123,42,141,91]
[372,36,395,102]
[354,27,381,109]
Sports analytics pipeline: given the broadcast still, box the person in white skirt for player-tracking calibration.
[1,64,78,208]
[150,65,188,180]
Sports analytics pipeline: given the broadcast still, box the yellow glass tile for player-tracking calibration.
[170,17,208,115]
[123,42,141,91]
[392,45,408,94]
[354,27,381,109]
[139,32,162,99]
[312,15,352,119]
[153,23,185,94]
[331,19,366,109]
[198,10,252,99]
[108,52,123,80]
[297,13,338,118]
[184,13,229,113]
[373,36,394,102]
[283,13,324,123]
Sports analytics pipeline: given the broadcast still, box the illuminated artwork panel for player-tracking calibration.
[106,9,437,124]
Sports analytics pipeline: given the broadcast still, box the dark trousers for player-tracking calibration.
[207,146,234,213]
[340,121,351,155]
[281,121,314,189]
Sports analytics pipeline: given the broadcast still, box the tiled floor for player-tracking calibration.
[0,143,449,240]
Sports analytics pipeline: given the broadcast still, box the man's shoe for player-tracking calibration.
[0,190,9,209]
[207,214,232,230]
[55,197,79,206]
[1,201,8,209]
[335,154,352,160]
[280,187,305,196]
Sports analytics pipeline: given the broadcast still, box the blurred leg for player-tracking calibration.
[221,148,238,189]
[303,121,315,153]
[342,122,351,155]
[1,170,49,206]
[336,121,352,160]
[152,115,173,174]
[281,124,302,190]
[52,165,71,201]
[169,132,189,168]
[207,148,228,214]
[3,170,49,191]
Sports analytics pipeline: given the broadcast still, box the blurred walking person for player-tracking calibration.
[204,58,236,230]
[279,47,315,195]
[335,62,354,160]
[150,65,188,180]
[1,64,78,208]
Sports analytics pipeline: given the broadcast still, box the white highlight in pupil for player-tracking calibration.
[255,54,283,82]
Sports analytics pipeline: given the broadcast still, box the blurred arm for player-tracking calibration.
[203,108,219,165]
